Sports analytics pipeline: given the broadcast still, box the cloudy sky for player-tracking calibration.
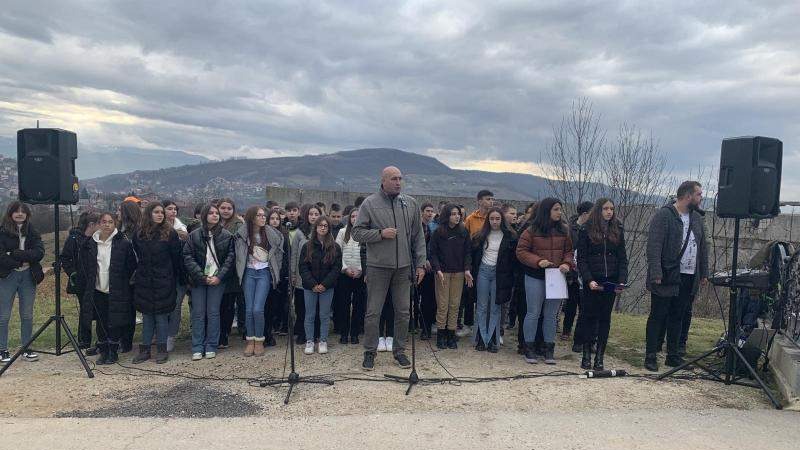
[1,1,799,194]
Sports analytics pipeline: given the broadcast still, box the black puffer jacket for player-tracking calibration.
[132,230,182,315]
[576,222,628,284]
[0,224,45,284]
[183,226,236,286]
[61,227,87,295]
[471,230,518,304]
[79,232,137,328]
[298,239,342,290]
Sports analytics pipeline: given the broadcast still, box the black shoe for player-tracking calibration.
[96,344,109,365]
[524,342,538,363]
[487,338,498,353]
[394,353,411,369]
[155,344,169,364]
[295,335,305,346]
[447,330,458,349]
[544,342,556,365]
[572,342,581,353]
[677,345,687,358]
[362,351,375,371]
[475,334,486,351]
[644,353,658,372]
[420,328,431,341]
[665,355,685,367]
[0,350,10,363]
[132,344,151,364]
[517,346,525,355]
[350,335,359,345]
[85,346,99,356]
[580,343,592,370]
[120,343,133,353]
[593,343,605,371]
[436,329,447,350]
[340,335,349,345]
[265,334,277,347]
[106,343,119,364]
[22,351,39,362]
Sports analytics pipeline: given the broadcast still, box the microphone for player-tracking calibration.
[583,369,627,379]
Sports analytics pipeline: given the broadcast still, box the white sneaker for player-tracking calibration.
[166,336,175,353]
[499,335,504,346]
[318,341,328,354]
[192,352,203,361]
[304,341,314,355]
[377,337,387,352]
[205,352,216,359]
[135,313,143,325]
[385,337,394,352]
[456,326,471,337]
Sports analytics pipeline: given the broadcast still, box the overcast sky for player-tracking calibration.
[1,1,799,195]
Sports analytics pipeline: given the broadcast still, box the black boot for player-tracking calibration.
[95,343,109,365]
[571,342,581,353]
[132,344,151,364]
[544,342,556,364]
[475,334,486,351]
[487,336,498,353]
[665,354,685,367]
[265,333,277,347]
[106,342,119,364]
[447,329,458,349]
[436,328,447,350]
[644,352,658,372]
[523,342,538,363]
[155,343,169,364]
[580,343,592,370]
[593,343,605,370]
[420,327,431,341]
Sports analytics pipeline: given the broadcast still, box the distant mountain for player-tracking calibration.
[86,148,558,202]
[0,137,209,178]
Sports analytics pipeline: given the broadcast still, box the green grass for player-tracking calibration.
[607,312,725,367]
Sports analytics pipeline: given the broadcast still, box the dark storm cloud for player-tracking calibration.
[0,1,798,191]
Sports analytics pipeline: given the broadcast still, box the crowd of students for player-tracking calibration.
[1,179,707,373]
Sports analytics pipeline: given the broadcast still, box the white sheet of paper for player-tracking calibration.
[545,268,568,299]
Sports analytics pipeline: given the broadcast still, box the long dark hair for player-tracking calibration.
[298,203,321,237]
[587,197,621,245]
[475,207,512,249]
[118,201,141,237]
[218,197,236,227]
[267,210,287,235]
[435,203,465,238]
[139,203,172,241]
[342,207,358,243]
[244,206,269,255]
[530,197,566,235]
[1,201,32,236]
[304,216,338,264]
[200,204,222,236]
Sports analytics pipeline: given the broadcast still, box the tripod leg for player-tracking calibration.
[59,317,94,378]
[0,316,55,377]
[284,383,295,405]
[729,344,782,409]
[656,345,722,380]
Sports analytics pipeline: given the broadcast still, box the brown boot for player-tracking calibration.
[253,337,265,356]
[155,344,169,364]
[244,338,255,357]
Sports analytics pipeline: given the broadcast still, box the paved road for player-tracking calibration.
[2,408,798,450]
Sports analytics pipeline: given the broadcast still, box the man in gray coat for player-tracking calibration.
[353,166,427,370]
[644,180,708,371]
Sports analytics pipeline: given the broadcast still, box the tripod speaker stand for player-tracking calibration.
[0,205,93,378]
[657,218,781,409]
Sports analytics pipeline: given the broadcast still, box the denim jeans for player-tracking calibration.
[141,313,169,346]
[168,283,189,338]
[190,284,225,353]
[243,267,271,339]
[523,275,560,344]
[0,269,36,351]
[474,264,501,344]
[304,288,334,342]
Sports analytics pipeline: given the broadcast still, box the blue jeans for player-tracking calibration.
[190,284,225,353]
[474,264,501,344]
[243,267,271,339]
[304,289,334,342]
[0,269,36,351]
[168,283,189,338]
[141,313,169,346]
[523,275,561,344]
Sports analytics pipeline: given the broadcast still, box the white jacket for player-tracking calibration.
[93,228,118,293]
[336,229,361,272]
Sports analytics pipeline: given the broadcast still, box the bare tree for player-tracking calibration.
[543,97,605,214]
[600,123,672,312]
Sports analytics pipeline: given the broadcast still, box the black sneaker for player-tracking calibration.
[0,350,10,363]
[665,355,685,368]
[394,353,411,369]
[362,351,375,371]
[23,351,39,362]
[85,346,99,356]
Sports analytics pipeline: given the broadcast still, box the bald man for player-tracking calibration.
[352,166,427,370]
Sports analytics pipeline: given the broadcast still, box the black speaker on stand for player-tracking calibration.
[0,127,92,378]
[658,136,782,409]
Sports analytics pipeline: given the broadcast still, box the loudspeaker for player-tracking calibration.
[716,136,782,219]
[17,128,79,205]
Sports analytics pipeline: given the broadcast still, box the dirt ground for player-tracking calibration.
[0,329,778,419]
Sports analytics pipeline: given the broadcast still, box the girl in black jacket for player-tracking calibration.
[78,212,137,364]
[298,216,342,355]
[429,203,473,350]
[131,203,182,364]
[183,204,236,361]
[116,200,142,353]
[576,198,628,370]
[471,207,517,353]
[60,211,101,353]
[0,201,44,363]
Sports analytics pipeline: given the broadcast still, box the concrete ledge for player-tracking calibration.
[768,333,800,408]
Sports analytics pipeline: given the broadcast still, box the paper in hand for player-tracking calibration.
[545,268,568,299]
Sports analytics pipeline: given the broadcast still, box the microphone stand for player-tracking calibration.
[260,229,333,404]
[384,194,423,395]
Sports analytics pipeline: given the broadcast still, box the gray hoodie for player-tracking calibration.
[235,224,284,286]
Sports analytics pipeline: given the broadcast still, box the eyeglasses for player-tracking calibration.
[317,224,329,229]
